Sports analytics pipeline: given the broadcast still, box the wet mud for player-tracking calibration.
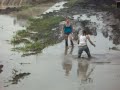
[0,1,120,90]
[0,7,20,14]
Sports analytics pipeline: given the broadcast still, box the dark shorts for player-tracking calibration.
[64,32,71,35]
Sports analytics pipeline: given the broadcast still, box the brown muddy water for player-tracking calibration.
[0,13,120,90]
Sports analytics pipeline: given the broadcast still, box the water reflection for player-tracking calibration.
[62,46,74,76]
[75,14,120,46]
[13,18,17,25]
[77,59,93,84]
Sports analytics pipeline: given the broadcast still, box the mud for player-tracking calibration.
[0,15,120,90]
[0,1,120,90]
[0,0,61,14]
[0,7,20,14]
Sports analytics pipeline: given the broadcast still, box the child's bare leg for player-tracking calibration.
[64,35,68,47]
[69,34,74,46]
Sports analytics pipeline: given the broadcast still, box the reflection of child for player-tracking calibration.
[77,60,88,81]
[62,47,74,76]
[62,58,72,76]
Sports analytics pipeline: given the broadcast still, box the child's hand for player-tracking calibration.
[93,44,96,47]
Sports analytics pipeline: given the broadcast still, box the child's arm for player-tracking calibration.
[86,35,95,47]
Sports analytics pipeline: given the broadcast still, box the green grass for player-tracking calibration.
[67,0,85,7]
[11,16,64,56]
[27,16,64,32]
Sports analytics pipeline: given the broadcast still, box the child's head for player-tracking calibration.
[65,16,70,24]
[82,30,87,35]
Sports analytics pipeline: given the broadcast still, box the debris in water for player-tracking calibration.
[20,63,31,65]
[0,65,3,74]
[109,47,120,51]
[92,61,111,64]
[10,72,30,84]
[5,69,30,87]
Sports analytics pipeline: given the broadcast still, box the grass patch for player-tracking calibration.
[27,16,64,32]
[19,5,33,10]
[67,0,85,7]
[11,16,64,56]
[11,30,31,45]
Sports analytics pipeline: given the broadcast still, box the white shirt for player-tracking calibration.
[78,35,87,46]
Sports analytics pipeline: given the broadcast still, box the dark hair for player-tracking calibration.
[82,30,87,36]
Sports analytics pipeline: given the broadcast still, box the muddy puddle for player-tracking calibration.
[0,12,120,90]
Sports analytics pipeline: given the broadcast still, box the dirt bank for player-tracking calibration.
[0,0,59,19]
[11,2,56,19]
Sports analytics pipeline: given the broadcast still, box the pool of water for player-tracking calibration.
[0,13,120,90]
